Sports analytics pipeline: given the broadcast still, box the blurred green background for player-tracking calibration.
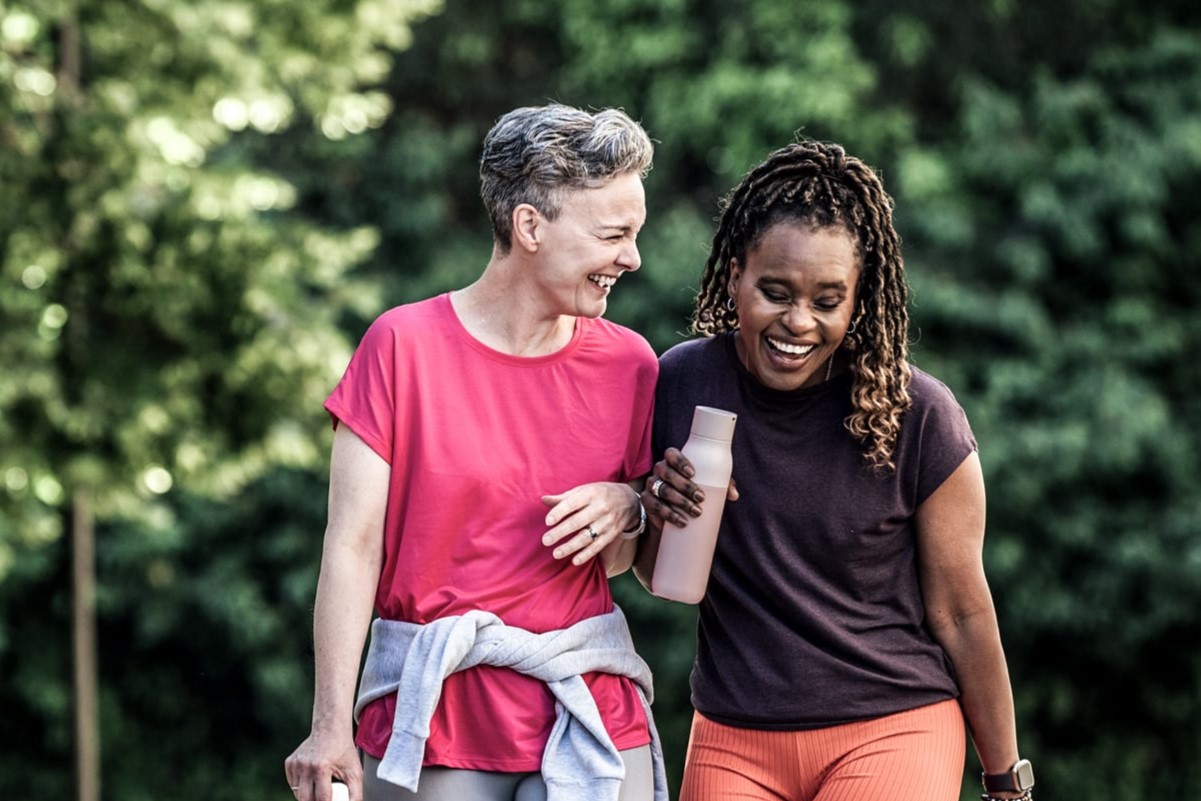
[3,0,1201,798]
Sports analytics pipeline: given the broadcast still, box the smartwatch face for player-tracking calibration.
[1015,759,1035,789]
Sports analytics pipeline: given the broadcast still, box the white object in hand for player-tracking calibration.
[331,781,349,801]
[652,405,737,604]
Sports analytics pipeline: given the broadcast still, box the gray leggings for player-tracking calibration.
[363,746,654,801]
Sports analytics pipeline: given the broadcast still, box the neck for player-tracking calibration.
[452,259,575,357]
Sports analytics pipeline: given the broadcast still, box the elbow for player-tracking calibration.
[926,603,999,651]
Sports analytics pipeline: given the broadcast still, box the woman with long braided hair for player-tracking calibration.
[634,141,1031,801]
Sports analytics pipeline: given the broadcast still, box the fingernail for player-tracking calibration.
[693,490,705,503]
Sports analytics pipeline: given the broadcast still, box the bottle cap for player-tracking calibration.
[690,406,737,441]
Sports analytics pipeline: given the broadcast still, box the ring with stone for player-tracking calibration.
[650,478,666,499]
[587,525,599,540]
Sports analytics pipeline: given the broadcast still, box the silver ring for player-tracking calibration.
[587,525,599,541]
[650,478,665,499]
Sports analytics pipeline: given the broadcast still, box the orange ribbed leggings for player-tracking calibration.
[679,699,966,801]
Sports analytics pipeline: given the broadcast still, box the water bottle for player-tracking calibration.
[652,406,736,603]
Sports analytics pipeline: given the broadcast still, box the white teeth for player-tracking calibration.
[768,338,814,356]
[589,274,616,288]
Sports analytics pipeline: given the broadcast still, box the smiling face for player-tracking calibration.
[531,171,646,318]
[729,222,861,391]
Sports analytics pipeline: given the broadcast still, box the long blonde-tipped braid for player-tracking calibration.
[691,141,912,470]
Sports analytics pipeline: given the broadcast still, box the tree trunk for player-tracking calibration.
[72,489,99,801]
[56,12,99,800]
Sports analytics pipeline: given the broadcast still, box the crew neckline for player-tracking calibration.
[441,292,586,365]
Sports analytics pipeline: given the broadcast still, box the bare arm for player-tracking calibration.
[285,426,389,801]
[915,451,1024,795]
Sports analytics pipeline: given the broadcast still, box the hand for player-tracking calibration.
[642,448,738,528]
[542,482,639,565]
[284,728,362,801]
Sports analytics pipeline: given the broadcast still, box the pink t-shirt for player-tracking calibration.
[325,293,658,771]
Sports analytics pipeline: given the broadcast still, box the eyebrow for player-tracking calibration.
[597,222,640,234]
[758,276,850,291]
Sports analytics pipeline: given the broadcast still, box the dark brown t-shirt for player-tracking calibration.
[653,334,975,728]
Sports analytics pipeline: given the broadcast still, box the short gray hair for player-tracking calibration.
[480,104,654,252]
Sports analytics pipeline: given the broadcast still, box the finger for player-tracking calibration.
[571,526,609,565]
[727,476,739,502]
[655,474,703,516]
[284,758,306,799]
[554,524,606,560]
[655,458,703,504]
[542,491,591,528]
[645,463,695,524]
[543,508,595,546]
[640,487,668,527]
[664,447,696,478]
[644,491,690,528]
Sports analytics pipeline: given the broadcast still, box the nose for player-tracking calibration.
[783,302,814,333]
[618,239,641,272]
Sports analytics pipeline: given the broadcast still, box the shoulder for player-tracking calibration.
[356,296,448,349]
[368,295,446,332]
[660,334,724,370]
[585,317,658,366]
[906,365,968,418]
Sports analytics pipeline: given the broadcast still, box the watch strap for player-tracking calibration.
[982,773,1019,793]
[982,759,1034,794]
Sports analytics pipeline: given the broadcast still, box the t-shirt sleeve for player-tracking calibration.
[623,350,659,481]
[909,371,979,505]
[323,313,398,464]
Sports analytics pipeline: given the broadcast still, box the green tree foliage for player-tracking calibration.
[898,28,1201,798]
[0,0,437,798]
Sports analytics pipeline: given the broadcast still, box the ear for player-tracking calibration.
[727,258,744,299]
[511,204,541,253]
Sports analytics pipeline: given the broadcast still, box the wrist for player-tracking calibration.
[620,486,647,539]
[309,712,354,739]
[981,759,1035,800]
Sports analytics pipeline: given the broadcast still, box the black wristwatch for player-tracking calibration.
[982,759,1035,795]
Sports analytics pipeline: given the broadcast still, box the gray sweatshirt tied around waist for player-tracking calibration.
[354,605,667,801]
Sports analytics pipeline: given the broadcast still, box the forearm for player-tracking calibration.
[602,536,638,577]
[309,533,382,735]
[631,519,661,591]
[930,607,1020,774]
[600,481,645,577]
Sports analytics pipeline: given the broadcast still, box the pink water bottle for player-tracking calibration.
[652,405,737,604]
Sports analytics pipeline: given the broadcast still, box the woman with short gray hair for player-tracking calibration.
[285,104,665,801]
